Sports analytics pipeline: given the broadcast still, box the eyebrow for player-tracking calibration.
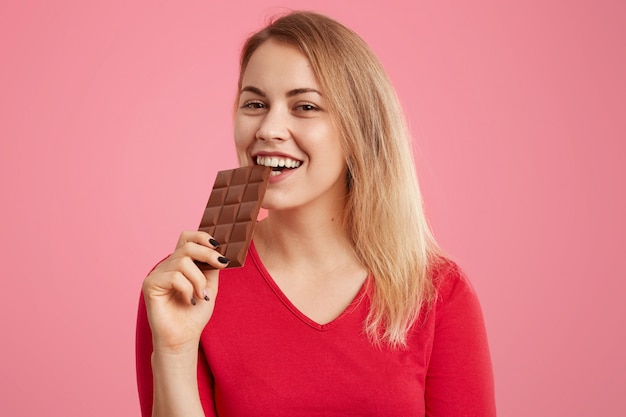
[240,86,322,97]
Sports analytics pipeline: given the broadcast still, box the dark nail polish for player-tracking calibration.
[209,238,220,247]
[191,297,197,306]
[218,256,230,264]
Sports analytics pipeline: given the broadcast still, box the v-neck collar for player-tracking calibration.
[249,240,370,331]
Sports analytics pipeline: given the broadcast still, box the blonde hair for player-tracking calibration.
[237,11,442,348]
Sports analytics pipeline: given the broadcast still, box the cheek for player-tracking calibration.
[319,127,346,165]
[233,118,255,157]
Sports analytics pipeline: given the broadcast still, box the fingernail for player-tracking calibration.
[191,297,197,306]
[203,289,210,302]
[209,238,220,247]
[218,256,230,264]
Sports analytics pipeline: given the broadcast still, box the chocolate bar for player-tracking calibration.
[195,165,271,269]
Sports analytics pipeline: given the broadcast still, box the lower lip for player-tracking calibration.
[267,167,298,184]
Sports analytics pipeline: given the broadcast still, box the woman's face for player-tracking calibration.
[234,39,348,213]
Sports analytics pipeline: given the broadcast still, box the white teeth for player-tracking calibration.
[256,155,302,169]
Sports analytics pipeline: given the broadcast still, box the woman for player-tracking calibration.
[136,11,495,416]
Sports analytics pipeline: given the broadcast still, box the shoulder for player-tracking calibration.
[430,258,476,299]
[428,258,484,322]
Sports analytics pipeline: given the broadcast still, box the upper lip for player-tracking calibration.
[252,152,303,169]
[252,151,302,160]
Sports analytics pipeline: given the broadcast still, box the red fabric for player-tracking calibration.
[136,243,495,416]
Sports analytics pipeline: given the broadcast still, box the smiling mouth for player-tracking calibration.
[256,155,302,176]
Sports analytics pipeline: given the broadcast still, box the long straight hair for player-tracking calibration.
[237,11,443,348]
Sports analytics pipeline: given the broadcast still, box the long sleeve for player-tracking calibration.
[425,265,496,416]
[136,293,155,417]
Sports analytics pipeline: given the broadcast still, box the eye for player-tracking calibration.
[241,100,266,110]
[294,103,320,112]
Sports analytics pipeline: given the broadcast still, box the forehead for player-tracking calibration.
[241,39,320,90]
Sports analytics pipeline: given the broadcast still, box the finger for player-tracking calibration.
[177,256,213,302]
[143,269,196,306]
[173,243,230,301]
[168,271,198,305]
[174,240,232,271]
[202,269,220,302]
[162,249,224,302]
[176,230,221,251]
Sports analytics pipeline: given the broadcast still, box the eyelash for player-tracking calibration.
[241,100,265,109]
[295,103,319,112]
[240,101,320,112]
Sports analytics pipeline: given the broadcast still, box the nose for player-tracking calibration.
[255,107,290,142]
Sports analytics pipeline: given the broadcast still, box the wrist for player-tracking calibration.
[152,342,200,364]
[151,336,201,356]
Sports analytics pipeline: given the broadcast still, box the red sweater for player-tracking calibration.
[136,243,496,416]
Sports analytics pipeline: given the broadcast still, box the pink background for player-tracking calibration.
[1,1,624,416]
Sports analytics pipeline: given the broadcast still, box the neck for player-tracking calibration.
[254,207,358,272]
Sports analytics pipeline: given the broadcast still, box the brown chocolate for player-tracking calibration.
[195,165,270,270]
